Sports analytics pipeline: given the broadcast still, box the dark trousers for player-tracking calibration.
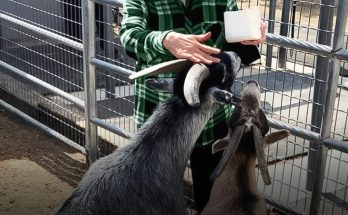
[190,144,223,213]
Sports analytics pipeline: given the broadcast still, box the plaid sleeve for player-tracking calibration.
[227,0,238,11]
[120,0,172,64]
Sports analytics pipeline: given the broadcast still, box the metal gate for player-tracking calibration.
[1,0,348,214]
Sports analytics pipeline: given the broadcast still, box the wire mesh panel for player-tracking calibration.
[93,2,136,156]
[0,0,86,148]
[1,0,348,214]
[233,0,348,214]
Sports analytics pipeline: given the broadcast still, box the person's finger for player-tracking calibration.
[192,53,213,64]
[193,49,221,64]
[194,32,211,42]
[241,40,257,45]
[241,21,267,45]
[198,43,221,55]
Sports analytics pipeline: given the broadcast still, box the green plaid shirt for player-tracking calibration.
[120,0,238,146]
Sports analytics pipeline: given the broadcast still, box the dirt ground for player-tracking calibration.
[0,108,88,215]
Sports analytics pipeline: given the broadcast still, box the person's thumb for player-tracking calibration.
[195,32,211,42]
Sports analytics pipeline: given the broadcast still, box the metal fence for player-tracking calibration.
[1,0,348,214]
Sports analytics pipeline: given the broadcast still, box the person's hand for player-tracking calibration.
[163,32,221,64]
[240,21,267,46]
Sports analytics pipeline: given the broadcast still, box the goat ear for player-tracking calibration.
[144,78,174,93]
[252,125,271,185]
[264,130,290,145]
[129,59,192,80]
[211,128,234,154]
[212,139,229,154]
[210,125,245,181]
[258,109,269,136]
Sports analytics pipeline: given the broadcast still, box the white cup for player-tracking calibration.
[224,6,262,43]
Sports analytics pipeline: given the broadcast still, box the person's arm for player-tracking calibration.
[120,0,171,63]
[120,0,221,65]
[163,32,221,64]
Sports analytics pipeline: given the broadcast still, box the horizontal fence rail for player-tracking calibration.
[90,58,134,77]
[267,117,321,142]
[262,193,306,215]
[0,99,86,154]
[0,12,83,51]
[95,0,123,7]
[90,117,132,139]
[0,60,85,109]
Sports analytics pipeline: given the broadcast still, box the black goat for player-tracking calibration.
[202,80,290,215]
[53,52,241,215]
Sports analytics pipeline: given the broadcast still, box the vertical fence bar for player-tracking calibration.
[265,0,276,69]
[278,0,291,68]
[307,0,335,191]
[0,18,3,51]
[309,1,348,214]
[82,0,98,164]
[104,4,115,98]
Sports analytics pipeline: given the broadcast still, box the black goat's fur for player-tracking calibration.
[53,52,239,215]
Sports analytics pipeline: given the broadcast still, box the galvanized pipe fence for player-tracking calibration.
[1,0,348,214]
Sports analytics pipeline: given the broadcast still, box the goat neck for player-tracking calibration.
[134,92,226,176]
[202,137,267,215]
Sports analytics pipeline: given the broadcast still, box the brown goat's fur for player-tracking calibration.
[201,80,290,215]
[202,129,289,215]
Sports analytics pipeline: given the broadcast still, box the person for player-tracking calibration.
[120,0,266,213]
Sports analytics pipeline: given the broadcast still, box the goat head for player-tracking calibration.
[209,80,290,185]
[132,51,241,107]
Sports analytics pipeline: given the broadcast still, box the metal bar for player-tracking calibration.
[278,0,292,68]
[309,0,348,214]
[265,0,277,68]
[0,12,83,51]
[0,60,85,109]
[307,0,336,191]
[90,58,134,77]
[90,117,132,139]
[262,193,306,215]
[0,99,86,154]
[0,18,3,51]
[335,49,348,62]
[267,117,320,142]
[95,0,123,7]
[324,138,348,154]
[82,0,98,164]
[266,33,332,57]
[104,5,116,99]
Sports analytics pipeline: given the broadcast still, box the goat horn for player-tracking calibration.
[210,125,246,181]
[129,59,192,80]
[252,125,271,185]
[184,63,210,107]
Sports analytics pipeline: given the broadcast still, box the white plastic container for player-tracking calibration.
[224,6,262,43]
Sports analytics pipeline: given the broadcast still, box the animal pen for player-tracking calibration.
[0,0,348,214]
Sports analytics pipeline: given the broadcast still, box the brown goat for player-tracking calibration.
[201,80,290,215]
